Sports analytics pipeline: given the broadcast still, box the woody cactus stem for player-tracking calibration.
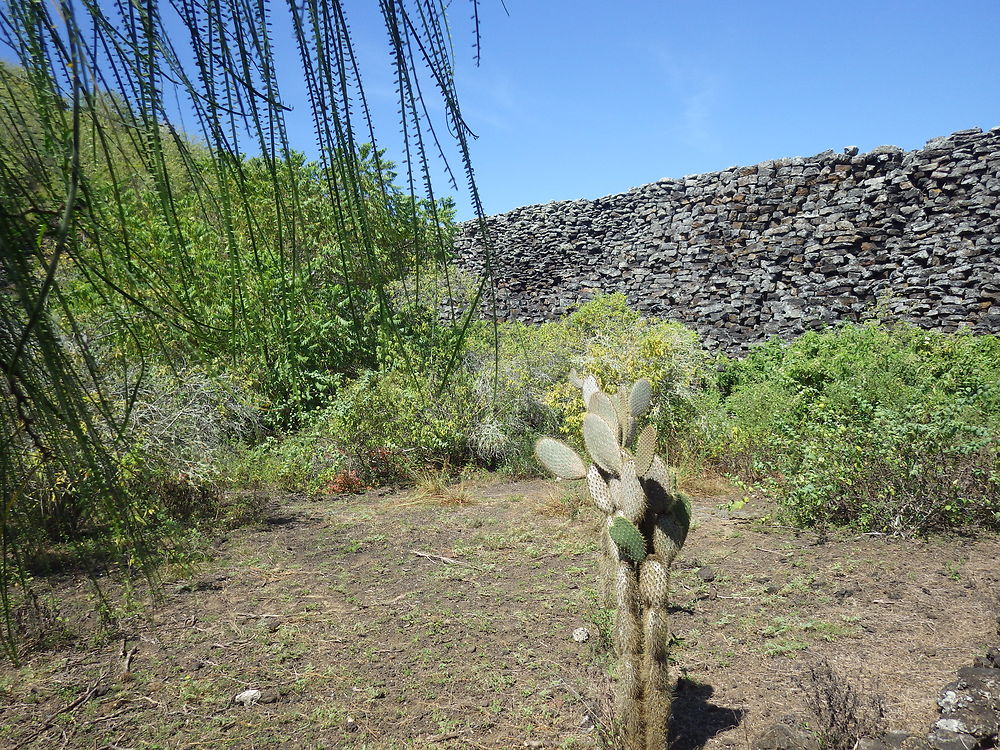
[535,373,691,750]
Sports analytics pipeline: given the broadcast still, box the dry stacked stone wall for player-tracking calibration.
[453,127,1000,352]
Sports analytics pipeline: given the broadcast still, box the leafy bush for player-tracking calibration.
[530,295,716,465]
[233,295,717,491]
[715,323,1000,533]
[221,298,1000,537]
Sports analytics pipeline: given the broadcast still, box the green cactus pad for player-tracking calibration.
[634,424,657,476]
[629,379,653,418]
[618,460,646,523]
[609,517,647,564]
[583,413,623,474]
[587,464,616,514]
[568,368,584,388]
[587,391,621,442]
[534,437,587,480]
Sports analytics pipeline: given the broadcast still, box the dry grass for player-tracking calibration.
[537,483,590,519]
[3,478,997,750]
[405,468,475,506]
[677,468,740,498]
[797,660,886,750]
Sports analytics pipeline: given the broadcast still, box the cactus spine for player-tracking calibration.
[535,374,691,750]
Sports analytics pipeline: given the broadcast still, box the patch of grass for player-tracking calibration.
[943,560,962,581]
[763,637,809,657]
[801,620,856,641]
[408,468,475,506]
[538,485,589,519]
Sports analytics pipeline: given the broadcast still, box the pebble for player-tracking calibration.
[234,689,261,706]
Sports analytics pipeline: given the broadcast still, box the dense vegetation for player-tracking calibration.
[235,293,999,536]
[0,0,485,661]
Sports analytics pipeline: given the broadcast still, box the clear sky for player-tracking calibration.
[4,1,999,222]
[345,0,1000,221]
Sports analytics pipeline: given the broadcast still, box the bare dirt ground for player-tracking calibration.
[1,478,997,749]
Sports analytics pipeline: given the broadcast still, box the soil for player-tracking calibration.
[1,477,998,749]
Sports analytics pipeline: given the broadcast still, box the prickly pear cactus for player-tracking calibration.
[534,373,691,750]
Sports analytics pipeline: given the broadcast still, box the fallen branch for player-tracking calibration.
[421,730,464,742]
[409,550,467,566]
[120,643,137,676]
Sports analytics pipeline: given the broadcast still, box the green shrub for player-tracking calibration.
[486,295,715,460]
[715,323,1000,533]
[218,298,1000,537]
[222,295,716,490]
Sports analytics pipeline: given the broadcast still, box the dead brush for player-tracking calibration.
[797,659,886,750]
[405,466,474,506]
[561,672,630,750]
[538,485,590,519]
[11,589,72,656]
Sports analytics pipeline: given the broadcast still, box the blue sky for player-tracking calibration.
[347,0,1000,220]
[4,1,999,222]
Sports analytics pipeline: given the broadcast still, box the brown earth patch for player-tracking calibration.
[1,478,997,749]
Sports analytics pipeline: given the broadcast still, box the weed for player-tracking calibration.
[797,660,886,750]
[763,638,809,657]
[944,561,962,581]
[583,591,617,658]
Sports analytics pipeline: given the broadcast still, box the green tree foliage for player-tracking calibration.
[0,0,490,660]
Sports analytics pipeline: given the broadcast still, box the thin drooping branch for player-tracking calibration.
[0,0,493,661]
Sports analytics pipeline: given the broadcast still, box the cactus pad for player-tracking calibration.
[671,491,692,546]
[652,515,681,564]
[645,453,671,487]
[583,413,623,474]
[534,437,587,480]
[639,556,670,608]
[581,374,599,409]
[587,464,616,514]
[640,473,671,515]
[588,391,621,442]
[634,424,657,476]
[609,517,647,564]
[629,379,653,418]
[613,388,631,430]
[618,459,646,523]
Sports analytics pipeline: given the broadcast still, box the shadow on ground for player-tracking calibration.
[670,678,745,750]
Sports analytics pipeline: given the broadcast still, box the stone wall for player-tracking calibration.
[453,127,1000,352]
